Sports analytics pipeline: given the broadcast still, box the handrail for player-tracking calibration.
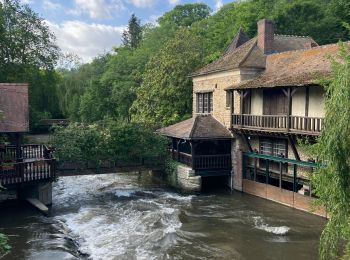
[232,114,323,134]
[243,152,318,168]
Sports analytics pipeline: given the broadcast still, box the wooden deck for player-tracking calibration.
[232,114,323,135]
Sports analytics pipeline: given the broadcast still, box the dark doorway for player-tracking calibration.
[263,89,287,115]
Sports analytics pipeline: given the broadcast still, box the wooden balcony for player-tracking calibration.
[0,144,56,186]
[171,150,231,171]
[232,114,324,135]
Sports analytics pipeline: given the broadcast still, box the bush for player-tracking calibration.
[0,233,11,256]
[51,121,168,167]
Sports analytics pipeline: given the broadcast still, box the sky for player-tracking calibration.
[19,0,234,63]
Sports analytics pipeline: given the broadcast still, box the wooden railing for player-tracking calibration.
[232,114,323,135]
[194,154,231,170]
[171,150,231,171]
[0,159,56,185]
[290,116,323,133]
[0,144,52,161]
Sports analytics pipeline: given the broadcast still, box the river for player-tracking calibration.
[0,172,326,260]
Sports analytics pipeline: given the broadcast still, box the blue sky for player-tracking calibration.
[20,0,234,62]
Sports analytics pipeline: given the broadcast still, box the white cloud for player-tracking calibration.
[43,0,62,10]
[128,0,157,8]
[70,0,125,19]
[168,0,179,5]
[215,0,223,10]
[46,20,125,62]
[21,0,34,4]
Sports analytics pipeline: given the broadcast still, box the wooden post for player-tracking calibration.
[190,141,196,169]
[279,161,282,188]
[240,90,244,125]
[287,87,292,132]
[265,160,269,184]
[254,157,257,181]
[176,139,181,161]
[293,164,297,192]
[15,133,22,162]
[229,90,234,128]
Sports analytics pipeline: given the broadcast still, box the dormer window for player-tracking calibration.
[197,92,213,113]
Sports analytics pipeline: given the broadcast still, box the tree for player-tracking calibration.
[122,14,142,49]
[311,43,350,259]
[130,28,205,127]
[158,3,211,27]
[0,0,61,129]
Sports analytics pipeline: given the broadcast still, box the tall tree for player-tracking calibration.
[122,14,142,49]
[312,43,350,260]
[130,28,205,127]
[0,0,61,129]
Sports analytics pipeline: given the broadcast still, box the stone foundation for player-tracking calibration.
[176,165,202,192]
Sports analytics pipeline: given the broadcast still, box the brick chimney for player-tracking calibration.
[257,19,274,54]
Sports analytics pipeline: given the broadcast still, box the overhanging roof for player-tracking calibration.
[156,115,233,140]
[226,43,342,90]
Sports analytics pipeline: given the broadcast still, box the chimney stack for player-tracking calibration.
[258,19,274,54]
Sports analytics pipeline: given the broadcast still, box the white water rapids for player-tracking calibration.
[0,172,326,260]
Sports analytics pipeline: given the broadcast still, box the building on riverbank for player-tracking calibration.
[157,19,341,217]
[0,83,56,209]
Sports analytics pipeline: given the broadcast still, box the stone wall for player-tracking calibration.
[176,165,201,192]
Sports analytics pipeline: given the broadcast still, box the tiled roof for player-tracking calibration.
[224,27,250,55]
[191,38,259,77]
[272,35,317,53]
[157,114,232,140]
[0,83,29,133]
[228,43,340,90]
[191,30,317,77]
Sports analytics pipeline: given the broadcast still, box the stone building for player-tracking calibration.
[158,19,340,217]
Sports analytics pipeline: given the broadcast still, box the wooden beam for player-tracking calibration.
[288,135,301,161]
[305,86,309,117]
[286,87,292,131]
[241,131,253,152]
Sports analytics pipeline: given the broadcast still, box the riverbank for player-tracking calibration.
[0,172,326,259]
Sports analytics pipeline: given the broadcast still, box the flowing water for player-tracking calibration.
[0,172,326,260]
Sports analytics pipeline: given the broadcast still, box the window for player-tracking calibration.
[226,91,233,108]
[260,138,287,157]
[260,138,288,172]
[196,92,213,113]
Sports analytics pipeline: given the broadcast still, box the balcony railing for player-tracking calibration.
[232,114,324,135]
[171,150,231,171]
[0,159,56,185]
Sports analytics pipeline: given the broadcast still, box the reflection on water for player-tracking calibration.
[0,172,326,260]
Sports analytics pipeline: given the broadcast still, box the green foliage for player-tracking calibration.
[0,0,61,129]
[51,121,168,167]
[131,28,204,127]
[57,0,350,129]
[158,3,211,27]
[0,233,11,256]
[310,43,350,259]
[122,14,143,49]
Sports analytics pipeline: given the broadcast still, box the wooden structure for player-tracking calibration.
[0,83,56,188]
[158,115,232,176]
[0,144,56,185]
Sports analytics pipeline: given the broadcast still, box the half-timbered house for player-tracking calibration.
[158,19,340,216]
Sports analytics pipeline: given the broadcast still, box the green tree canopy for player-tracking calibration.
[312,43,350,260]
[131,28,205,127]
[158,3,211,27]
